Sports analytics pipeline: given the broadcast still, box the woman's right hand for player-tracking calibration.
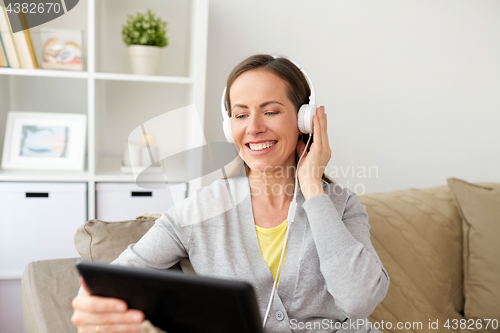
[72,277,145,333]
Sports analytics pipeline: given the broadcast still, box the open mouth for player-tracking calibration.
[246,141,277,151]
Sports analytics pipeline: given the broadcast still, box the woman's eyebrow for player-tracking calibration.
[231,104,248,110]
[260,101,284,108]
[231,101,284,110]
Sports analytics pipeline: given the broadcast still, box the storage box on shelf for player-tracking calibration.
[0,182,87,279]
[96,182,187,222]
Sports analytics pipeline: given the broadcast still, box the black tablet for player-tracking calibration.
[76,261,263,333]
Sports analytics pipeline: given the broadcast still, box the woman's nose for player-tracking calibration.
[246,114,266,136]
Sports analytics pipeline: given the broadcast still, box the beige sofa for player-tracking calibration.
[21,179,500,333]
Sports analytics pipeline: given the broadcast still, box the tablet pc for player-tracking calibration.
[76,261,263,333]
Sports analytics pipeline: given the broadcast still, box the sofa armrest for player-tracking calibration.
[21,257,190,333]
[22,258,80,333]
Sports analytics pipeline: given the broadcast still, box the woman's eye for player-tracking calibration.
[234,111,278,119]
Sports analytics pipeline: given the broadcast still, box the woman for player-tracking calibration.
[72,54,389,333]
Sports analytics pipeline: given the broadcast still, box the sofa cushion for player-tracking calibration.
[74,217,195,274]
[447,178,500,328]
[361,185,465,331]
[74,219,157,263]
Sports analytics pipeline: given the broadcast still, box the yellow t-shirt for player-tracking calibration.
[255,220,289,282]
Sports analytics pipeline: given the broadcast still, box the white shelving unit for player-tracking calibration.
[0,0,209,220]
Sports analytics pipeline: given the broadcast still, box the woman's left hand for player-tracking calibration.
[296,106,332,201]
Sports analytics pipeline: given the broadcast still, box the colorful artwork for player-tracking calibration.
[40,28,83,71]
[19,125,70,157]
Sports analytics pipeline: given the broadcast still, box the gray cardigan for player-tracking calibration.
[113,176,389,333]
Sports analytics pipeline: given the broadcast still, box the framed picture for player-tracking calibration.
[1,112,87,171]
[40,28,84,71]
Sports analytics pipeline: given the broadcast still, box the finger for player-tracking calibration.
[319,106,329,148]
[312,112,322,146]
[73,294,129,313]
[320,109,332,164]
[313,106,327,146]
[73,309,144,326]
[80,323,142,333]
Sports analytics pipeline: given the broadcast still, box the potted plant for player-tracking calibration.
[122,9,169,75]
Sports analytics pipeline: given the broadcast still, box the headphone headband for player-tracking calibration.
[286,59,316,106]
[221,87,229,120]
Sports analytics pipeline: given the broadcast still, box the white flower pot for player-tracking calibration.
[128,45,163,75]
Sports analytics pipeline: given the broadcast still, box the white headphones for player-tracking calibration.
[220,56,317,143]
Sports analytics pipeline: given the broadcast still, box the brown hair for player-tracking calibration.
[224,54,333,184]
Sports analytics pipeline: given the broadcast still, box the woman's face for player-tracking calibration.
[229,69,300,174]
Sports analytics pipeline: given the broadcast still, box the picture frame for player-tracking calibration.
[40,28,84,71]
[1,112,87,171]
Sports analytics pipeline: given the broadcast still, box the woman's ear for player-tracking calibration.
[299,132,307,145]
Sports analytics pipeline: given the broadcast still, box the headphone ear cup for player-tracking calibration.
[298,104,317,134]
[297,104,307,134]
[223,117,234,143]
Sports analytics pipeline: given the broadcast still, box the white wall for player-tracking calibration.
[203,0,500,194]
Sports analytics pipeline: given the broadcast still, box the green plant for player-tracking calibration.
[122,9,169,47]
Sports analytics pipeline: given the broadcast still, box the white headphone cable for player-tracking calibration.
[262,134,312,328]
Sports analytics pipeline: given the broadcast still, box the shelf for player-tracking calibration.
[0,168,89,182]
[94,157,188,183]
[94,72,193,84]
[0,68,194,84]
[0,68,89,79]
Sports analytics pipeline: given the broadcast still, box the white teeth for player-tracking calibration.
[249,142,276,151]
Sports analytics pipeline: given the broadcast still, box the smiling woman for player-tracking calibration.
[71,54,389,333]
